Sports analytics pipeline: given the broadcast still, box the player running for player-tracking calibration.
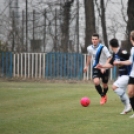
[96,38,132,114]
[83,33,111,105]
[114,31,134,118]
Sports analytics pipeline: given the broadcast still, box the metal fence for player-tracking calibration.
[0,52,13,77]
[45,53,84,79]
[0,52,117,80]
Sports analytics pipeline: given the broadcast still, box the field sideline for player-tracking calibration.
[0,81,134,134]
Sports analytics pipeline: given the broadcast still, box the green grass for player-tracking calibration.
[0,81,134,134]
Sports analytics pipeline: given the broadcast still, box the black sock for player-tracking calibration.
[95,85,103,96]
[130,96,134,111]
[103,87,108,95]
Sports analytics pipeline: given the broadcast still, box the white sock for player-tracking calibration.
[114,88,130,106]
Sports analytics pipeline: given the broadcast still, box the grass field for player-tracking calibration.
[0,81,134,134]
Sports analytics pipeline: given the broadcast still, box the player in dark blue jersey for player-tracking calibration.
[96,38,132,114]
[114,31,134,118]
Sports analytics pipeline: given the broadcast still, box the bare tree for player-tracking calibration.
[0,0,130,53]
[123,0,134,51]
[60,0,74,52]
[127,0,134,36]
[94,0,109,48]
[82,0,95,53]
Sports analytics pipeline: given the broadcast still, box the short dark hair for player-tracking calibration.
[92,33,99,39]
[109,38,119,47]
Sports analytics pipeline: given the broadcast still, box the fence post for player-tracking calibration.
[9,52,13,77]
[32,53,34,78]
[43,53,46,78]
[39,53,42,78]
[6,52,8,77]
[24,53,27,78]
[17,53,19,77]
[21,53,23,77]
[35,53,38,79]
[28,53,30,78]
[83,54,86,80]
[13,53,15,77]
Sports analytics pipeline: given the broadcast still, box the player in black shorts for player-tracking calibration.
[92,68,109,84]
[84,33,111,105]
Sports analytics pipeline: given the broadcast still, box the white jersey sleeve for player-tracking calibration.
[87,46,93,56]
[99,46,111,65]
[102,46,111,58]
[129,47,134,77]
[129,47,134,63]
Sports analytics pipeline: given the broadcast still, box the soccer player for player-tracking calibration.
[96,38,132,114]
[83,33,111,105]
[114,31,134,118]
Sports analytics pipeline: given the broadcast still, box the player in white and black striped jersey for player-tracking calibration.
[83,33,111,105]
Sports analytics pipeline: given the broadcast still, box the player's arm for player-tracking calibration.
[104,57,113,68]
[114,60,132,66]
[114,49,132,66]
[83,55,91,73]
[96,57,113,69]
[105,56,112,66]
[96,62,113,69]
[102,46,113,68]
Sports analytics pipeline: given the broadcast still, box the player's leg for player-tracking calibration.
[127,77,134,118]
[98,69,109,105]
[93,77,107,105]
[92,68,105,104]
[101,69,109,96]
[93,77,102,95]
[113,75,131,114]
[128,85,134,118]
[92,68,102,95]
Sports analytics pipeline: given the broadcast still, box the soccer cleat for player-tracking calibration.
[120,109,127,115]
[129,114,134,118]
[125,104,132,113]
[100,95,107,105]
[120,105,132,115]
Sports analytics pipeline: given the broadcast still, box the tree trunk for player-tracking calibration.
[60,0,74,52]
[127,0,134,34]
[82,0,95,54]
[126,0,134,51]
[100,0,108,48]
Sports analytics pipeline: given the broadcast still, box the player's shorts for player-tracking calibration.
[128,76,134,84]
[92,68,109,83]
[113,75,129,90]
